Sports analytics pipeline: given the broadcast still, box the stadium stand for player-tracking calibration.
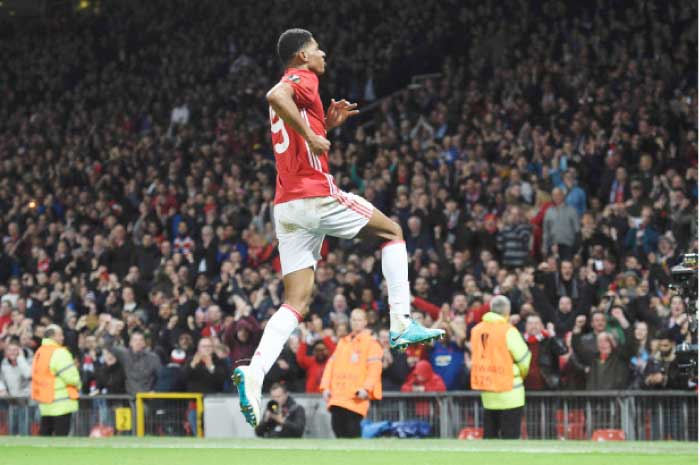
[0,0,696,412]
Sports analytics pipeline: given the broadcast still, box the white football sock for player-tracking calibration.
[381,240,412,332]
[249,304,301,381]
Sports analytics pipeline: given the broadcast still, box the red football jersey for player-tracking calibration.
[270,68,337,204]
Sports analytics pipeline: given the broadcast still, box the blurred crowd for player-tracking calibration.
[0,0,697,401]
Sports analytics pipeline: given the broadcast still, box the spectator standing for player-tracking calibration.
[184,337,227,393]
[470,296,531,439]
[542,188,580,260]
[1,338,33,434]
[522,315,566,390]
[428,307,467,390]
[572,311,638,390]
[297,325,336,393]
[155,349,187,392]
[642,330,685,390]
[320,309,383,438]
[254,383,305,438]
[263,335,303,393]
[94,348,126,394]
[31,325,81,436]
[496,206,532,269]
[103,328,161,396]
[378,329,410,391]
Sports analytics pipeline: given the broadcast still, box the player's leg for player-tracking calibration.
[356,206,409,329]
[322,191,444,349]
[358,206,445,347]
[233,201,320,427]
[249,266,314,380]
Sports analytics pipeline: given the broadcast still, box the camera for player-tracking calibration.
[669,253,698,379]
[266,400,279,413]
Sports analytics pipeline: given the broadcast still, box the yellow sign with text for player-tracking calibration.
[114,407,132,432]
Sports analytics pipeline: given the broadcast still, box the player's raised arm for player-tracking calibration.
[267,82,330,155]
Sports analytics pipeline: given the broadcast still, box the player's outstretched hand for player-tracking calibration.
[326,98,359,130]
[308,133,331,155]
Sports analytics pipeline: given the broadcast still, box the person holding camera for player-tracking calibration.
[254,382,305,438]
[320,309,383,438]
[642,330,685,390]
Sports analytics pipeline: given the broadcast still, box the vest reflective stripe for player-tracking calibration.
[514,350,530,364]
[470,320,515,392]
[54,363,75,376]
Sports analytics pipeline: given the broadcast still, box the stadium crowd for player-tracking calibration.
[0,0,697,405]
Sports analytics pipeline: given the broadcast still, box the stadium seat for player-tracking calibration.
[591,429,626,441]
[89,425,115,438]
[555,409,586,440]
[458,427,483,440]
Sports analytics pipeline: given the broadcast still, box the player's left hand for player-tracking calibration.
[326,99,359,129]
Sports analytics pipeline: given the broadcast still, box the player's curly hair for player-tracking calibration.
[277,28,314,65]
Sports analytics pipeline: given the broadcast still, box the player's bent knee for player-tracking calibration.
[389,220,403,241]
[283,292,313,317]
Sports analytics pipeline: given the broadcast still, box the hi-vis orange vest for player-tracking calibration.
[470,319,515,392]
[31,344,79,403]
[319,330,383,417]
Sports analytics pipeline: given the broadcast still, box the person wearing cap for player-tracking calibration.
[470,296,531,439]
[320,309,383,438]
[31,324,82,436]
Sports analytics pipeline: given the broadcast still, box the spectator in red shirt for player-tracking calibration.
[0,300,12,334]
[296,325,336,393]
[523,314,567,390]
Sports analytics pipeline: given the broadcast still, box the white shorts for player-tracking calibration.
[274,192,374,276]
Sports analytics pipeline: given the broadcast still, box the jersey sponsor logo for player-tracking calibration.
[286,74,301,83]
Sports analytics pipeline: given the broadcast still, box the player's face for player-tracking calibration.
[303,39,326,75]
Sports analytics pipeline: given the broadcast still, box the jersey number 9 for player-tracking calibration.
[270,107,289,154]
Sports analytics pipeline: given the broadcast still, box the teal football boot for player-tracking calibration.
[231,366,262,427]
[389,320,445,351]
